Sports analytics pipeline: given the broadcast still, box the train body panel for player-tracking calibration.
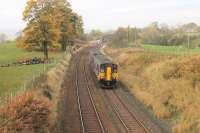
[90,49,119,88]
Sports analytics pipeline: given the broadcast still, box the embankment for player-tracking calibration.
[104,46,200,133]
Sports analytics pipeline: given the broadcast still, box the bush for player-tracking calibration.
[163,56,200,87]
[0,92,50,133]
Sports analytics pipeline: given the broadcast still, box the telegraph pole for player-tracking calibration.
[134,26,137,46]
[128,25,130,45]
[187,32,190,48]
[186,31,199,49]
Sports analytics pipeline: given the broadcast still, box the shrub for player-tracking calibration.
[0,92,50,133]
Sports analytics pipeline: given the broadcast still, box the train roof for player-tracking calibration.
[90,50,113,64]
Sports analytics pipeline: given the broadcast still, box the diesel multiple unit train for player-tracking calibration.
[90,50,119,88]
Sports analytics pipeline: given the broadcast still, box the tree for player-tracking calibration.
[73,14,84,36]
[140,22,161,44]
[17,0,60,59]
[181,23,199,32]
[17,0,84,58]
[110,27,129,47]
[53,1,73,51]
[89,29,103,40]
[109,22,200,47]
[55,7,84,51]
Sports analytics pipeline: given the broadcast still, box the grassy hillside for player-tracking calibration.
[0,42,61,98]
[104,45,200,133]
[142,44,200,54]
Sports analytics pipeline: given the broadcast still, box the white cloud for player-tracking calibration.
[69,0,200,31]
[0,0,199,35]
[0,0,27,35]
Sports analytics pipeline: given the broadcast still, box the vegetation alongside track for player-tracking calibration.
[0,53,72,132]
[104,45,200,133]
[0,41,85,132]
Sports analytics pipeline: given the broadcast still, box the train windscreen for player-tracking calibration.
[100,64,117,71]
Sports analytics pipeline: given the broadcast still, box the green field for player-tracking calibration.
[142,44,200,54]
[0,42,61,97]
[0,42,48,64]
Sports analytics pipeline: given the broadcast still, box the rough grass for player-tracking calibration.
[142,44,200,54]
[104,46,200,133]
[0,65,44,97]
[0,42,61,98]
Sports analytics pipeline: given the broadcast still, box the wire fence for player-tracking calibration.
[0,46,73,107]
[0,71,46,106]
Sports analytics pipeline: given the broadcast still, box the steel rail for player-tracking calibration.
[75,54,105,133]
[105,90,150,133]
[83,64,106,133]
[75,56,85,133]
[113,91,150,133]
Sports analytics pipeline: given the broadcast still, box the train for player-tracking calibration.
[90,49,119,88]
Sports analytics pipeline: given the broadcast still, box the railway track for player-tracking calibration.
[85,53,150,133]
[75,55,105,133]
[61,48,167,133]
[105,90,150,133]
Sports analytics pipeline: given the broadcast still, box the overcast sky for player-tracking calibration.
[0,0,200,37]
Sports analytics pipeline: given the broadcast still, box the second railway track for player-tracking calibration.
[85,50,150,133]
[105,90,150,133]
[75,54,105,133]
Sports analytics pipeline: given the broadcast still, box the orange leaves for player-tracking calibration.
[23,0,37,21]
[0,91,50,133]
[18,0,83,52]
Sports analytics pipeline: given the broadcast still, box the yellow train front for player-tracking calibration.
[98,63,119,88]
[90,50,119,88]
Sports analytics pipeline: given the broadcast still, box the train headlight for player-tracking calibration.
[99,73,105,79]
[112,73,119,80]
[100,69,105,73]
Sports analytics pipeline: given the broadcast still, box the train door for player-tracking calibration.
[106,65,112,81]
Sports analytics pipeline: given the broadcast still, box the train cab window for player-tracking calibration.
[113,65,118,72]
[100,69,105,73]
[100,64,105,72]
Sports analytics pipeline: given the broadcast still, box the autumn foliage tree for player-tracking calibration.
[17,0,84,59]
